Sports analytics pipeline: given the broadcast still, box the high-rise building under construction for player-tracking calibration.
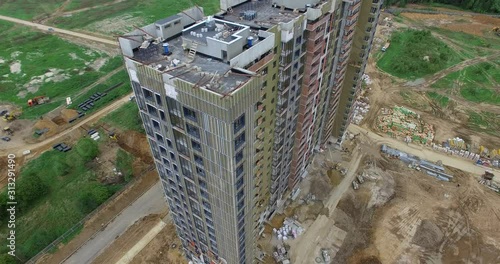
[119,0,381,263]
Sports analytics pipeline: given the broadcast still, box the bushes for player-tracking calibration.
[16,173,49,213]
[78,183,112,214]
[0,254,19,264]
[75,138,100,161]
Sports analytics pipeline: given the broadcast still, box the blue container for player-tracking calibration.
[247,37,254,47]
[163,43,169,54]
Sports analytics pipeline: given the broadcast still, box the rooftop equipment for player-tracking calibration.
[205,16,216,31]
[247,36,254,47]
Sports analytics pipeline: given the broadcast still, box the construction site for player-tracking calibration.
[1,1,500,264]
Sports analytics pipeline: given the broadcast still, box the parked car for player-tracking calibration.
[1,137,11,142]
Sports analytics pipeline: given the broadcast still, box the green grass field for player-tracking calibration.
[430,27,500,56]
[51,0,220,34]
[426,91,450,107]
[377,29,462,80]
[468,111,500,135]
[432,61,500,105]
[0,21,124,118]
[0,138,132,260]
[0,0,65,20]
[101,102,144,133]
[64,0,116,11]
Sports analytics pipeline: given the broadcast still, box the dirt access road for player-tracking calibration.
[0,15,117,46]
[288,148,363,263]
[0,92,132,157]
[348,124,497,176]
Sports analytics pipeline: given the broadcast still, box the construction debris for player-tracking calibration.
[377,106,434,145]
[432,138,500,169]
[273,218,304,241]
[352,98,370,125]
[478,171,499,193]
[381,144,453,181]
[273,244,290,263]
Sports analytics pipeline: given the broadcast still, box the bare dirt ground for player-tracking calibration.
[363,12,500,150]
[331,135,500,264]
[260,131,500,263]
[128,217,186,264]
[401,12,500,37]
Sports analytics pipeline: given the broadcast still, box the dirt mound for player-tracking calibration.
[412,219,443,249]
[310,176,332,201]
[357,256,382,264]
[60,109,78,122]
[117,130,152,164]
[293,201,329,222]
[367,168,395,209]
[34,119,59,137]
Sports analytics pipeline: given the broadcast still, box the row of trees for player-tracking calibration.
[384,0,500,13]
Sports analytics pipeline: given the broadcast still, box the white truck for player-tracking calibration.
[381,42,390,52]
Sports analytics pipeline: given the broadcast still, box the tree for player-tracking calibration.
[0,254,20,264]
[16,173,49,212]
[75,138,99,161]
[78,183,111,213]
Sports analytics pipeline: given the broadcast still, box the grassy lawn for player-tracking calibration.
[427,91,450,107]
[377,29,462,80]
[0,0,65,20]
[0,138,132,260]
[64,0,116,11]
[468,111,500,135]
[0,21,123,119]
[101,102,144,133]
[51,0,220,34]
[432,62,500,105]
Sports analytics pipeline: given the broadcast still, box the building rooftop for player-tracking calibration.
[119,7,278,95]
[182,18,247,44]
[131,37,251,95]
[221,1,302,28]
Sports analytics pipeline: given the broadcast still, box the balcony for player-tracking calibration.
[349,0,361,11]
[249,52,274,72]
[255,139,263,150]
[256,116,264,126]
[256,131,264,140]
[343,30,355,42]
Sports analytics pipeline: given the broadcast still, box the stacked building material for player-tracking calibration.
[377,106,434,145]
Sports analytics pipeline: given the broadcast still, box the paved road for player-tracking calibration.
[63,182,166,264]
[0,15,117,46]
[348,124,498,175]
